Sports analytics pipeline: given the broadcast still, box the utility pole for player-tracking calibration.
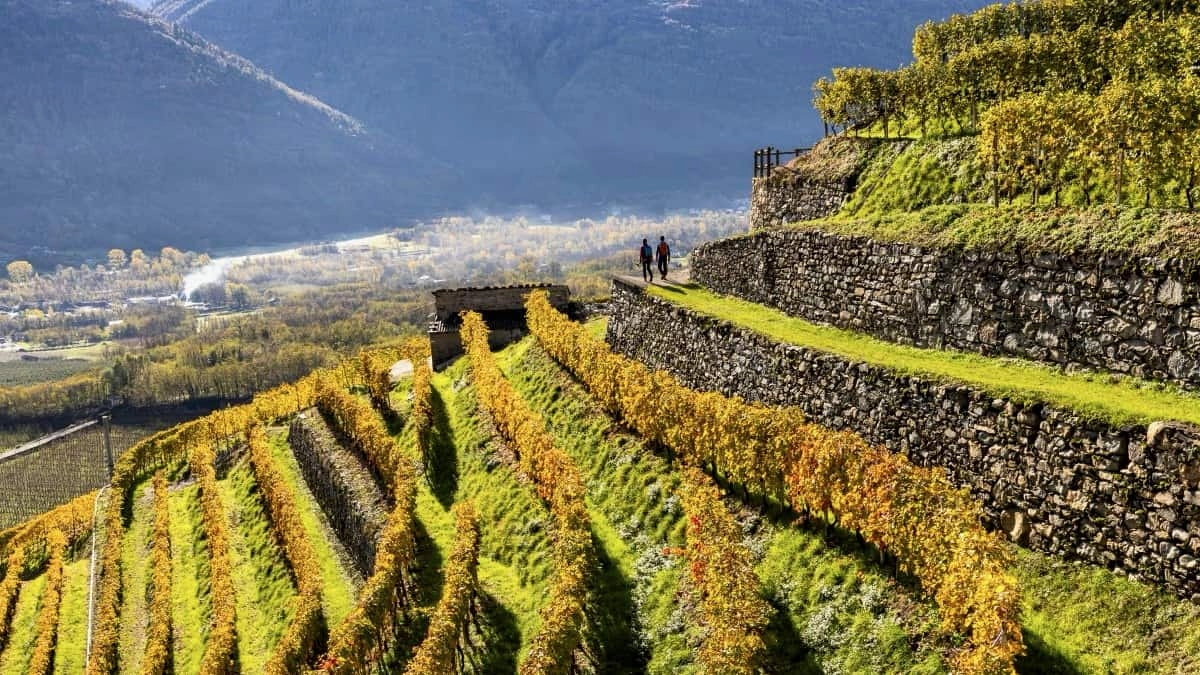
[101,414,114,478]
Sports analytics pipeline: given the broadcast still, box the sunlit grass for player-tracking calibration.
[0,573,46,674]
[648,283,1200,426]
[219,462,297,673]
[266,431,358,626]
[52,556,91,674]
[1013,547,1200,674]
[168,481,210,674]
[117,482,154,672]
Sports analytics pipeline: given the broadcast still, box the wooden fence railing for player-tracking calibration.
[753,146,810,178]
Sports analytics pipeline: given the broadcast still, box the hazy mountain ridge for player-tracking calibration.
[152,0,990,209]
[0,0,443,263]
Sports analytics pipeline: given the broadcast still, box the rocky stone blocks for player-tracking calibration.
[607,278,1200,601]
[693,229,1200,390]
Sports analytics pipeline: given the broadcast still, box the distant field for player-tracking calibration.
[0,421,160,529]
[0,358,99,386]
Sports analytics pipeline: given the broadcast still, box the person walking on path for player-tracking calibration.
[656,236,671,280]
[639,238,655,282]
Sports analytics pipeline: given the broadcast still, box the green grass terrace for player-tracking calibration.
[646,283,1200,427]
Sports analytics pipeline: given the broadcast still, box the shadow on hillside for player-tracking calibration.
[381,516,443,671]
[762,596,821,674]
[584,531,649,673]
[1015,629,1083,675]
[427,387,460,508]
[468,588,520,674]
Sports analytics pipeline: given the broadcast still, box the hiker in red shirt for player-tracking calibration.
[655,236,671,280]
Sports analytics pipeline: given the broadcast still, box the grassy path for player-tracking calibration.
[218,462,298,674]
[647,283,1200,426]
[429,368,553,669]
[0,573,46,674]
[53,556,92,674]
[168,481,209,675]
[266,430,359,627]
[117,482,154,672]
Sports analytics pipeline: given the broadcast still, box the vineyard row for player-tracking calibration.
[525,290,1023,674]
[461,311,593,675]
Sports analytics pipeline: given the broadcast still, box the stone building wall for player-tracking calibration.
[750,175,852,231]
[433,284,570,324]
[606,278,1200,600]
[692,229,1200,389]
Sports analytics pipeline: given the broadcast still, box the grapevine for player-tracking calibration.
[317,372,419,674]
[247,426,326,674]
[140,473,172,675]
[460,311,592,675]
[403,501,481,675]
[679,466,772,675]
[526,290,1023,674]
[26,529,67,675]
[191,440,238,675]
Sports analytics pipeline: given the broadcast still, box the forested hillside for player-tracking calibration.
[151,0,989,211]
[0,0,447,261]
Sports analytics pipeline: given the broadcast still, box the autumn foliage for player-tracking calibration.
[248,426,327,674]
[140,473,173,675]
[526,291,1023,674]
[403,501,481,675]
[26,529,66,675]
[678,466,773,674]
[317,376,419,674]
[460,311,593,675]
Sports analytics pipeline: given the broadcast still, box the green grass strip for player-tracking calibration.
[52,556,90,675]
[647,283,1200,426]
[118,482,154,673]
[169,482,210,675]
[267,431,358,627]
[0,573,46,674]
[218,462,298,674]
[1013,548,1200,674]
[432,367,554,665]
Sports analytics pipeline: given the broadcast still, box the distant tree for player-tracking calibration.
[6,260,34,283]
[160,246,186,268]
[227,283,251,310]
[191,282,228,307]
[130,249,148,271]
[107,248,127,269]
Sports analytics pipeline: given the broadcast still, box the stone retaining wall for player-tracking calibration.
[607,278,1200,600]
[750,175,851,230]
[692,228,1200,389]
[289,411,389,576]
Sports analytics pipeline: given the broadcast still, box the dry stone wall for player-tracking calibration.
[289,412,389,576]
[607,278,1200,600]
[692,229,1200,390]
[750,175,851,230]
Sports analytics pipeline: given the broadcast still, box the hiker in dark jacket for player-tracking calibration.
[656,236,671,280]
[639,238,654,282]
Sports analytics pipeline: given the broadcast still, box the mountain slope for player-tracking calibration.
[152,0,990,210]
[0,0,445,261]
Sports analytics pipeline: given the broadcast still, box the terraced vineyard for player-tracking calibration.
[0,298,1196,674]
